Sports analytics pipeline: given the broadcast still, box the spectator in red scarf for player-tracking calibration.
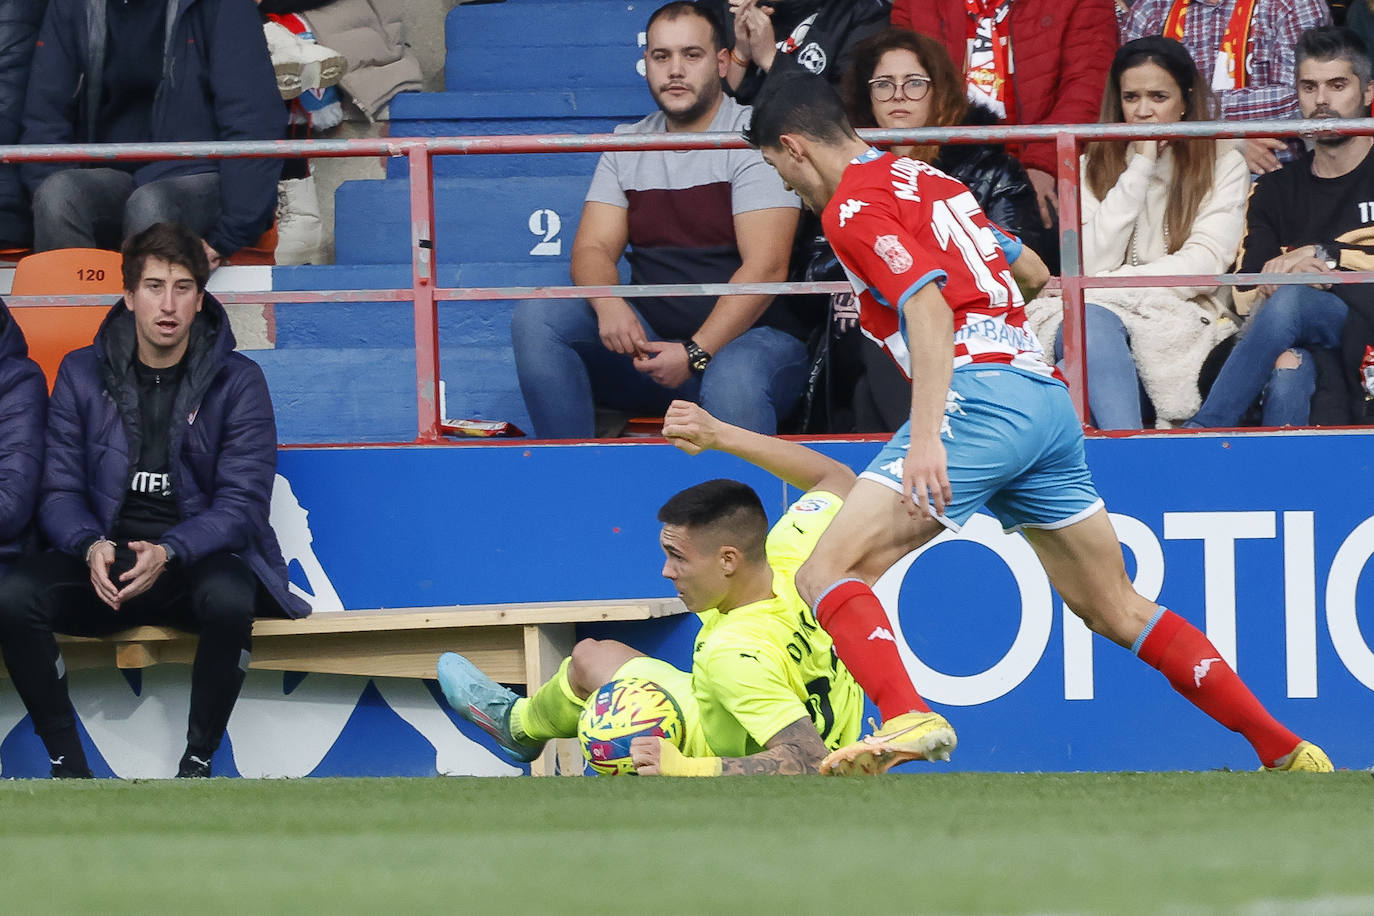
[891,0,1118,251]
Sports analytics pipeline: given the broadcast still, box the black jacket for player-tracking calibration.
[699,0,892,104]
[933,103,1051,263]
[44,292,308,616]
[0,299,47,576]
[1310,297,1374,425]
[21,0,285,256]
[0,0,46,247]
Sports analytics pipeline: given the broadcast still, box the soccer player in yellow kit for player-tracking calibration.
[437,400,863,775]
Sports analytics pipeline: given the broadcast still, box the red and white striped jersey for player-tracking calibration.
[821,149,1056,381]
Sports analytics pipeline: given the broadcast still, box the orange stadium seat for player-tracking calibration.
[10,247,123,391]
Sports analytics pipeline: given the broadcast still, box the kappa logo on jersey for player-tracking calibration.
[791,496,832,513]
[838,198,868,227]
[867,626,896,642]
[874,234,913,274]
[1194,657,1222,687]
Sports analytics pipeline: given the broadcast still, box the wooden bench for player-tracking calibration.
[5,597,688,776]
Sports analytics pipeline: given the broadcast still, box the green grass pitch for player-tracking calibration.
[1,772,1370,915]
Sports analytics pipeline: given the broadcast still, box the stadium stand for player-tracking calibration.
[259,0,653,442]
[5,597,688,776]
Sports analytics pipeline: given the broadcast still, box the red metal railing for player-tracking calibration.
[4,116,1373,439]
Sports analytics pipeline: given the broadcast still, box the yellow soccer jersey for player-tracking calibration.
[691,491,863,759]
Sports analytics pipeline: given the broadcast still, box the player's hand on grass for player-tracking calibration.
[662,400,721,455]
[903,435,951,520]
[634,341,692,389]
[86,539,120,610]
[116,540,169,603]
[631,736,722,776]
[593,298,650,357]
[630,735,664,775]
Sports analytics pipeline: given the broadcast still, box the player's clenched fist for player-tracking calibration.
[632,736,722,777]
[663,399,721,455]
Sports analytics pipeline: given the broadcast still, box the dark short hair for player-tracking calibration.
[121,222,210,292]
[1296,26,1372,85]
[658,478,768,562]
[645,1,725,53]
[743,73,858,149]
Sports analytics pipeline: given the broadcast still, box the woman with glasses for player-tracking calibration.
[1023,36,1249,429]
[826,28,1047,431]
[842,28,1048,263]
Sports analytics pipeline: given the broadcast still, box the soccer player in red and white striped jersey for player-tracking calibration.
[742,74,1332,775]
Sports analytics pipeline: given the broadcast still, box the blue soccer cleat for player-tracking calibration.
[437,652,544,763]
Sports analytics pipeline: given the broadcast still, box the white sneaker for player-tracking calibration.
[263,22,305,100]
[263,21,347,97]
[275,177,326,265]
[297,39,347,93]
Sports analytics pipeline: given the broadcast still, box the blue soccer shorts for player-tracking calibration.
[858,365,1103,533]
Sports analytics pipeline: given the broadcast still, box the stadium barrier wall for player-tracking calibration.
[0,126,1371,776]
[1,434,1369,777]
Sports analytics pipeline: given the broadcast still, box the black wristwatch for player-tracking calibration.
[684,338,713,374]
[160,542,178,569]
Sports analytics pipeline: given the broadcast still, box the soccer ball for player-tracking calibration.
[578,677,684,776]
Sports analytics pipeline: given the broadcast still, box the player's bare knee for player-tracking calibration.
[795,558,834,608]
[567,639,607,694]
[1274,349,1302,371]
[1072,595,1155,648]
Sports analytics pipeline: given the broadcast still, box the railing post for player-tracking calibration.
[1055,131,1089,426]
[408,143,442,442]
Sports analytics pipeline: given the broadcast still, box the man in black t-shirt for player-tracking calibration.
[1188,26,1374,428]
[0,223,308,779]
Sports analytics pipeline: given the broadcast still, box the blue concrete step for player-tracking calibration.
[386,88,646,179]
[248,343,532,444]
[271,261,572,293]
[333,176,587,265]
[269,298,524,350]
[445,0,646,91]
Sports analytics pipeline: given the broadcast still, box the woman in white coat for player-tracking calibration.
[1025,36,1250,428]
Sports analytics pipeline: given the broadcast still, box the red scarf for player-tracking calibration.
[965,0,1016,120]
[1163,0,1258,90]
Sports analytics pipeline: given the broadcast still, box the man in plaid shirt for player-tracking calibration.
[1123,0,1330,173]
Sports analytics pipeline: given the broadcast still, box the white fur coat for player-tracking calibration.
[1026,144,1250,422]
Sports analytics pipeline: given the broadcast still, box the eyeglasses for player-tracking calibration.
[868,76,933,102]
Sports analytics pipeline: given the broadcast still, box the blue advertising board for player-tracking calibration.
[2,431,1370,777]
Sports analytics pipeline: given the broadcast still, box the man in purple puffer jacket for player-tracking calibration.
[0,298,47,578]
[0,222,308,779]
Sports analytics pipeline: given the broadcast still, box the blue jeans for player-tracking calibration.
[1053,303,1146,430]
[510,298,810,438]
[32,168,221,252]
[1187,286,1346,428]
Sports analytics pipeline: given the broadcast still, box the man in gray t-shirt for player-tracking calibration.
[511,1,809,439]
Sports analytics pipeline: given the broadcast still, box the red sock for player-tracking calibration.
[815,579,929,721]
[1135,609,1299,766]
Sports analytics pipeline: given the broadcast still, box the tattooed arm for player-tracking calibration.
[631,717,828,776]
[721,718,830,775]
